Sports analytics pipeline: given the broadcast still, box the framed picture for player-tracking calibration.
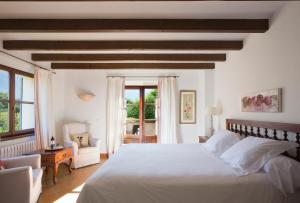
[180,90,196,124]
[241,88,282,113]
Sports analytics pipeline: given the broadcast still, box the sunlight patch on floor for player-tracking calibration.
[53,193,79,203]
[73,183,85,192]
[53,183,85,203]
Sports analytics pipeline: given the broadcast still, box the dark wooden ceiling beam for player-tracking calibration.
[4,40,242,51]
[32,53,226,61]
[51,63,215,69]
[0,19,268,33]
[0,0,240,1]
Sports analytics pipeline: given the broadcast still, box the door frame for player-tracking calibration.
[125,85,157,143]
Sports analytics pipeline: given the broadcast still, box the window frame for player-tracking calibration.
[0,64,35,141]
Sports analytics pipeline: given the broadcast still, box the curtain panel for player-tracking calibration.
[34,67,55,150]
[106,77,125,155]
[158,77,179,144]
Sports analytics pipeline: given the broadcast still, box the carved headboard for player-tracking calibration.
[226,119,300,162]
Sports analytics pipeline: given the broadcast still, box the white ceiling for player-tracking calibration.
[0,2,285,19]
[0,1,288,69]
[0,32,249,41]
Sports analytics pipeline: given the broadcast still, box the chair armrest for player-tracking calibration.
[0,166,32,203]
[89,137,101,150]
[3,154,41,169]
[64,140,79,155]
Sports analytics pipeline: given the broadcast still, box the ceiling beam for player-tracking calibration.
[51,63,215,69]
[0,0,238,1]
[4,40,242,51]
[32,53,226,61]
[0,19,268,33]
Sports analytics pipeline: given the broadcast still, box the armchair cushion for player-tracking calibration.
[89,137,101,149]
[32,168,43,188]
[0,166,32,203]
[70,133,89,148]
[64,140,79,155]
[79,147,99,155]
[3,154,41,169]
[64,123,88,141]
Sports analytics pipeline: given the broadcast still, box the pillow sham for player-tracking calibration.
[70,133,89,148]
[264,155,300,195]
[204,130,241,156]
[220,136,298,175]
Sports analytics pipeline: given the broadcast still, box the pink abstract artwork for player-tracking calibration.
[241,88,282,112]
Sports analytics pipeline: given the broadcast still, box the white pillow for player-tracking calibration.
[204,130,241,156]
[220,136,298,175]
[264,155,300,195]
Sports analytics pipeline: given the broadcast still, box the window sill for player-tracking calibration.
[0,131,35,141]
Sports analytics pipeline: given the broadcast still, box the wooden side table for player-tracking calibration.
[41,148,73,184]
[198,136,210,143]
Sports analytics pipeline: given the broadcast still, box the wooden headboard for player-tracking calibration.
[226,119,300,162]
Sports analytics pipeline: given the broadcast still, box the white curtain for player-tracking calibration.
[158,77,178,144]
[106,77,125,155]
[34,67,55,150]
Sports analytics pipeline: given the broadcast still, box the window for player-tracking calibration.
[0,70,9,134]
[0,65,34,140]
[124,86,158,143]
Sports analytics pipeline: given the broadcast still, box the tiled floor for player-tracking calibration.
[38,162,102,203]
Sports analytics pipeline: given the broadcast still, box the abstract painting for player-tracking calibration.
[180,90,196,124]
[241,88,282,112]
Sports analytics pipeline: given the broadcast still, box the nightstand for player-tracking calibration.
[198,136,209,143]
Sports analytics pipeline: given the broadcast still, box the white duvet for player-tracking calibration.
[77,144,287,203]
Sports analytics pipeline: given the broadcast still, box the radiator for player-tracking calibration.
[0,140,36,159]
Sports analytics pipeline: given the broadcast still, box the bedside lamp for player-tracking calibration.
[206,106,222,136]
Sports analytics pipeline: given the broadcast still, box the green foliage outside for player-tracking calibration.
[0,92,8,133]
[0,92,21,133]
[126,89,157,120]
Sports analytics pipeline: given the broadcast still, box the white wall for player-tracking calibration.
[214,2,300,130]
[58,69,207,152]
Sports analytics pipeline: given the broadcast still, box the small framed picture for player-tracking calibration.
[180,90,196,124]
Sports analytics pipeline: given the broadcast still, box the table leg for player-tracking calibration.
[53,164,58,184]
[45,166,48,174]
[68,157,73,174]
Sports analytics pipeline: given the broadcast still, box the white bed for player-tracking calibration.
[77,144,296,203]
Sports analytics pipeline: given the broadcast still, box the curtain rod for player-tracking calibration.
[106,75,179,78]
[0,50,56,74]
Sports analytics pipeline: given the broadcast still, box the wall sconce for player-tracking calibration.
[78,92,96,102]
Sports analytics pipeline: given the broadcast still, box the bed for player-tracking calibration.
[77,119,300,203]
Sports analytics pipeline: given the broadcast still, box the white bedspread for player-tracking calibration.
[77,144,286,203]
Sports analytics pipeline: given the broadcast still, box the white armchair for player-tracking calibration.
[0,154,43,203]
[63,123,101,168]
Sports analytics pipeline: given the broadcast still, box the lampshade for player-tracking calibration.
[78,92,96,102]
[206,106,222,115]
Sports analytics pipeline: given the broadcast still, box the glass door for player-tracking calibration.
[143,88,158,143]
[124,88,141,143]
[124,86,158,143]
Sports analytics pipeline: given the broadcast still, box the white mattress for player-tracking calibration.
[77,144,287,203]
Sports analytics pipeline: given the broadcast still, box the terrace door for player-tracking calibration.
[124,86,158,143]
